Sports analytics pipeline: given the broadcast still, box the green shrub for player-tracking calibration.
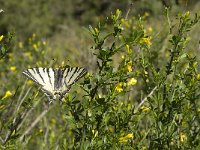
[0,9,200,149]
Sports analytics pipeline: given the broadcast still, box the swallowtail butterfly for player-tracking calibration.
[22,67,87,102]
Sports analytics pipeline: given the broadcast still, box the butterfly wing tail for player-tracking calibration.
[41,88,55,103]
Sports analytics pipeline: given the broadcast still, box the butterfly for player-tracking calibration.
[22,67,87,102]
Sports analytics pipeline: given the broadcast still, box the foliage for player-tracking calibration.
[0,6,200,150]
[1,0,199,39]
[0,32,13,60]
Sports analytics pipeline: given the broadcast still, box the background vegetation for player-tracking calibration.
[0,0,200,149]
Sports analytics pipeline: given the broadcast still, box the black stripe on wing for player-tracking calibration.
[67,67,79,84]
[63,67,71,80]
[22,69,42,85]
[54,68,65,89]
[70,67,87,85]
[64,67,87,86]
[46,68,53,86]
[35,68,45,84]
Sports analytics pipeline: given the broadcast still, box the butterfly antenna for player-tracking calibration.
[49,58,57,67]
[125,2,133,20]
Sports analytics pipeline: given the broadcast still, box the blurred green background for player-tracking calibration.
[1,0,199,65]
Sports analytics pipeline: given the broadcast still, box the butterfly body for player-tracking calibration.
[22,67,87,102]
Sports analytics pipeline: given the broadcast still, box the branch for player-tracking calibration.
[19,104,54,142]
[135,86,157,112]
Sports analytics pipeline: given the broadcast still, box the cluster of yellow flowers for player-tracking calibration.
[115,45,138,92]
[127,61,133,72]
[140,37,152,46]
[27,33,47,52]
[121,18,133,28]
[115,77,137,93]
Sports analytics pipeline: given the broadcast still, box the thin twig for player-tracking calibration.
[3,86,32,144]
[19,104,54,142]
[135,86,157,112]
[16,98,42,131]
[43,115,49,146]
[125,2,133,20]
[16,87,32,114]
[12,84,31,123]
[0,136,4,144]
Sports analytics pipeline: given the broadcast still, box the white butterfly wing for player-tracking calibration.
[22,68,55,97]
[61,67,87,93]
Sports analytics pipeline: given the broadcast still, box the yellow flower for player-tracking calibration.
[180,132,187,142]
[2,91,12,100]
[10,66,16,72]
[18,42,23,48]
[27,80,33,85]
[127,61,133,72]
[144,12,149,17]
[119,102,124,107]
[0,35,4,42]
[124,133,134,139]
[116,9,121,16]
[185,11,190,17]
[42,41,46,46]
[121,18,125,23]
[24,52,32,60]
[115,83,123,92]
[196,74,200,80]
[193,62,198,68]
[33,44,38,50]
[98,94,102,98]
[140,37,152,46]
[126,45,132,54]
[112,106,117,111]
[92,129,98,138]
[119,133,134,143]
[128,78,137,86]
[127,103,131,111]
[140,106,150,112]
[92,129,95,135]
[148,27,153,33]
[94,28,99,35]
